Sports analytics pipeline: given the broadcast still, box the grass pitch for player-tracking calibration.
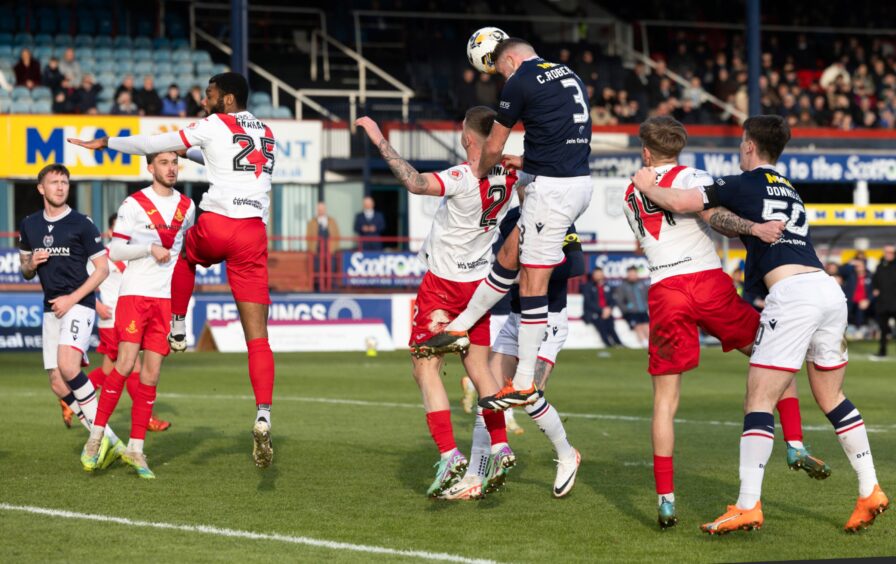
[0,344,893,562]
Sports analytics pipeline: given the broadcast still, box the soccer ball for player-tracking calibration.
[466,27,508,74]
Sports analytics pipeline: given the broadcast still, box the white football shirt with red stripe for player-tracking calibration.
[179,111,275,223]
[623,163,721,284]
[420,163,524,282]
[112,187,196,298]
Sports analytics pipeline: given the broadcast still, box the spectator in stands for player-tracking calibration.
[582,267,622,348]
[842,257,873,335]
[624,60,650,111]
[73,74,101,114]
[455,68,478,120]
[186,85,206,117]
[873,245,896,357]
[42,57,64,92]
[161,84,187,117]
[135,75,162,116]
[52,77,76,114]
[114,75,137,104]
[669,42,696,78]
[58,47,82,86]
[475,72,498,107]
[613,266,650,347]
[110,90,139,115]
[575,49,600,88]
[353,196,386,251]
[306,201,340,254]
[14,48,40,88]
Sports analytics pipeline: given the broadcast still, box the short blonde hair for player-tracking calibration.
[638,116,688,160]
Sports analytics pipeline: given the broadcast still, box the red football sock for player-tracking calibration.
[425,410,457,454]
[777,397,803,443]
[87,367,107,389]
[130,383,157,441]
[247,338,275,406]
[94,369,127,428]
[482,409,508,445]
[653,455,674,495]
[125,372,140,400]
[170,256,196,316]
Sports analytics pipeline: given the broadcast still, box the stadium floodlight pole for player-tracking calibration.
[746,0,761,117]
[230,0,248,77]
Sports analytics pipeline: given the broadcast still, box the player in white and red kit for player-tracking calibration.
[623,117,827,528]
[79,152,195,478]
[68,73,277,468]
[355,108,520,498]
[83,213,171,432]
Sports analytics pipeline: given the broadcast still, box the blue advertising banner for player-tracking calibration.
[586,252,651,280]
[195,262,228,285]
[189,293,395,346]
[0,293,43,350]
[590,151,896,183]
[341,251,427,287]
[0,248,38,284]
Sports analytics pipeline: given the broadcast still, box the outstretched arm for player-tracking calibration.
[699,207,785,243]
[631,167,705,214]
[67,131,186,155]
[355,117,442,196]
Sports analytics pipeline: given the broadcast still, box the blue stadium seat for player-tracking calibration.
[11,86,30,101]
[93,36,112,48]
[134,61,154,75]
[10,100,31,114]
[31,86,52,101]
[0,33,12,46]
[134,36,152,49]
[114,60,134,75]
[153,50,173,64]
[33,46,53,62]
[133,49,153,61]
[152,37,170,50]
[172,49,192,63]
[54,33,73,46]
[154,61,174,75]
[249,92,272,107]
[252,105,274,119]
[96,72,116,89]
[97,88,114,102]
[191,51,212,64]
[75,47,93,61]
[32,99,52,114]
[74,35,94,48]
[98,100,113,114]
[156,73,177,88]
[211,63,229,75]
[0,45,12,59]
[272,106,293,119]
[34,34,54,46]
[196,61,214,77]
[112,36,132,49]
[171,38,189,49]
[13,33,33,47]
[93,47,112,60]
[177,77,198,93]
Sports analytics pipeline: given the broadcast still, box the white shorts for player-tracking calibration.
[42,304,94,370]
[492,308,569,365]
[489,314,509,348]
[519,175,592,267]
[750,271,848,372]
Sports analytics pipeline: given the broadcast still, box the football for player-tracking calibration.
[466,26,509,74]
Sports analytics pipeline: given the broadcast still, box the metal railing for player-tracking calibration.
[193,27,340,122]
[308,29,416,124]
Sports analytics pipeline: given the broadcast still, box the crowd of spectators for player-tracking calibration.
[451,33,896,130]
[7,47,207,117]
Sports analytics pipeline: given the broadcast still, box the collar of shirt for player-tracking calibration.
[44,206,72,222]
[364,210,374,220]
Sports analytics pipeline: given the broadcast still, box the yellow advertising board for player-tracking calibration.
[806,205,896,226]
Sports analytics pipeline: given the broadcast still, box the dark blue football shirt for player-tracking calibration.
[19,208,105,312]
[495,58,592,178]
[711,166,823,296]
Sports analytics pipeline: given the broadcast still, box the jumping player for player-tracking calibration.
[80,151,195,478]
[355,109,518,497]
[19,163,124,467]
[67,72,277,468]
[633,115,888,534]
[420,38,594,412]
[626,116,829,529]
[86,213,171,433]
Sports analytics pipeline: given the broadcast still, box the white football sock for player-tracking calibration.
[172,314,186,335]
[62,392,92,432]
[737,412,775,510]
[127,438,144,453]
[827,399,878,497]
[466,409,491,479]
[786,440,804,450]
[256,404,271,425]
[658,493,675,506]
[68,371,98,428]
[512,296,548,390]
[524,396,575,460]
[445,263,517,332]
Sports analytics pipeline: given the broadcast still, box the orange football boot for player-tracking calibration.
[147,415,171,432]
[701,502,764,535]
[845,485,889,532]
[59,399,74,428]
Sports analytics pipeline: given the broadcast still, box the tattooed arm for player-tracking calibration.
[699,207,785,244]
[355,117,443,196]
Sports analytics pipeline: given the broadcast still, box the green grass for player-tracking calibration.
[0,344,894,562]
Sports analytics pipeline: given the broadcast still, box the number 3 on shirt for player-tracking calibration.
[561,78,589,124]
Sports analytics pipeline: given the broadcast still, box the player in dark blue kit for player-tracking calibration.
[19,163,125,467]
[633,115,888,534]
[429,37,594,411]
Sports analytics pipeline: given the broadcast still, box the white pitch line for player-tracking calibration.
[0,503,497,564]
[7,390,895,433]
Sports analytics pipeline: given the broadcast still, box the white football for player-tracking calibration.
[466,27,508,74]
